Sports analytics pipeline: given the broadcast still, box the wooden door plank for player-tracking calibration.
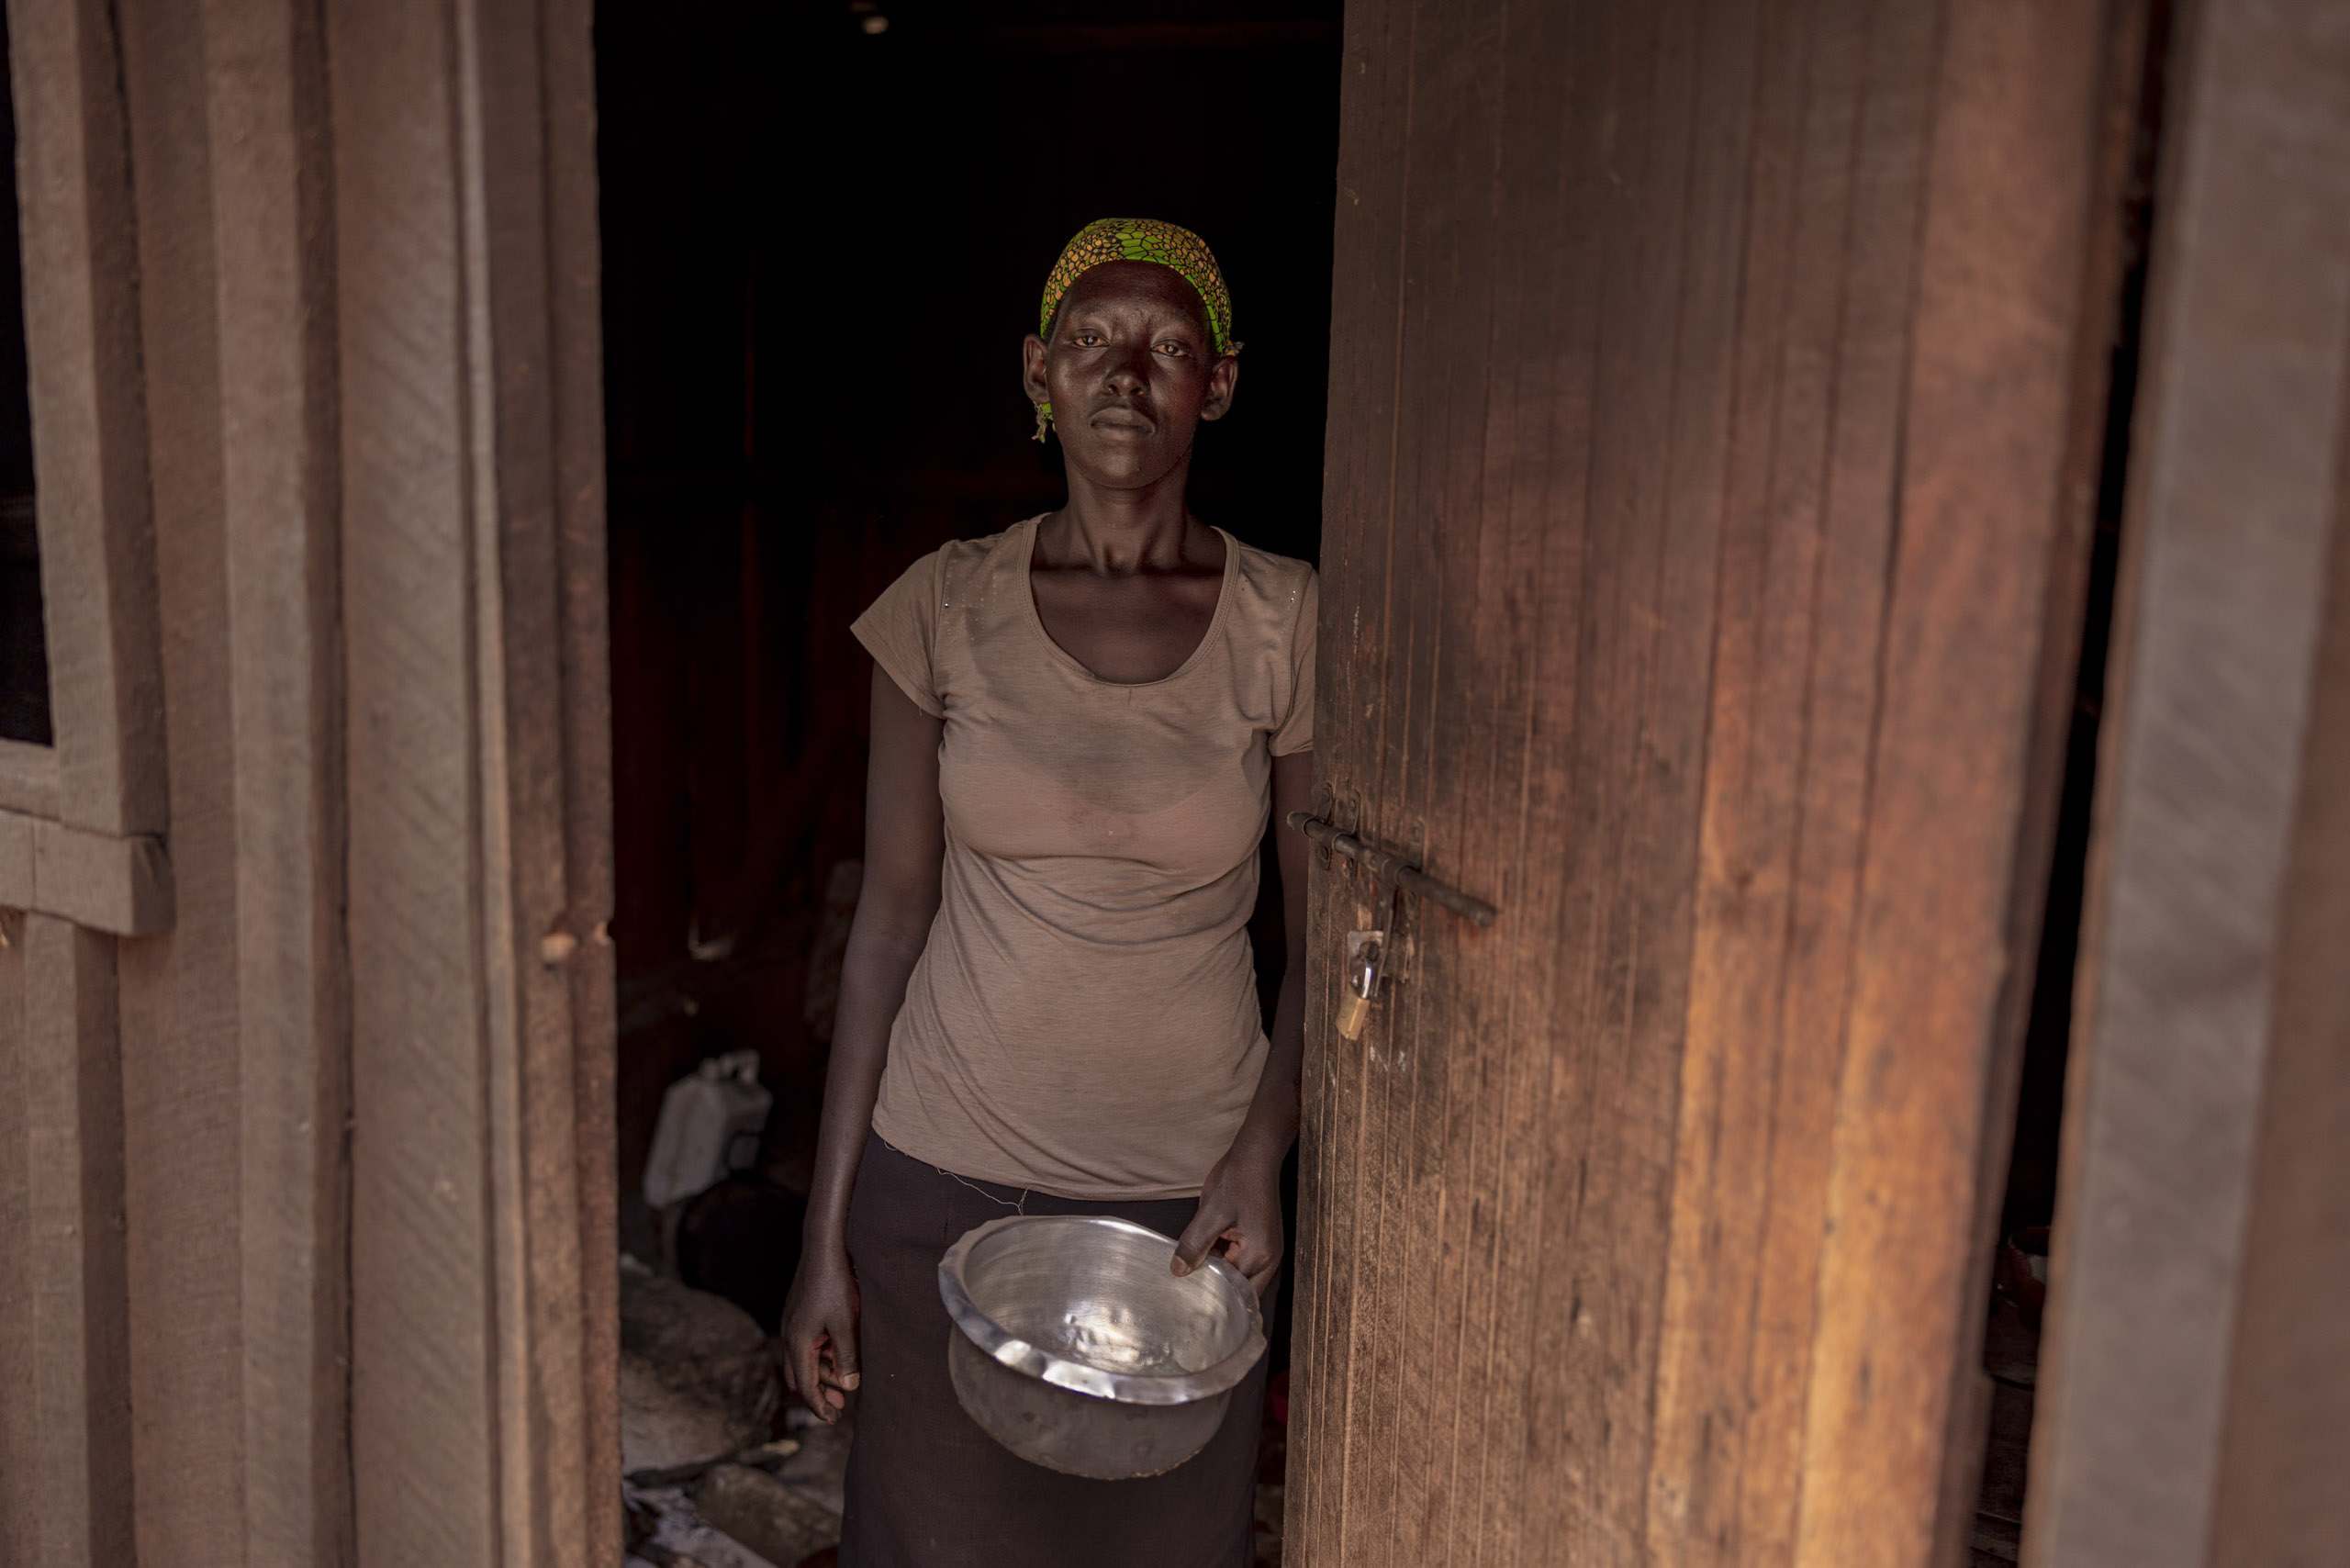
[1794,0,2113,1562]
[1645,0,1836,1554]
[1518,0,1726,1558]
[1357,0,1511,1558]
[1650,0,1952,1560]
[1437,1,1609,1559]
[1292,0,1414,1553]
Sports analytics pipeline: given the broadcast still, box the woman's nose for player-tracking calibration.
[1103,343,1150,391]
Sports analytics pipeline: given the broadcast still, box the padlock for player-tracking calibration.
[1337,928,1386,1040]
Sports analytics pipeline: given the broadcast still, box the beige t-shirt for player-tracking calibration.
[851,516,1316,1200]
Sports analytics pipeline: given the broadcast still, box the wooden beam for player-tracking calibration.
[0,909,31,1565]
[2028,0,2350,1561]
[103,4,348,1563]
[2205,467,2350,1564]
[197,0,352,1562]
[0,915,136,1567]
[21,915,134,1568]
[109,0,251,1551]
[331,0,612,1561]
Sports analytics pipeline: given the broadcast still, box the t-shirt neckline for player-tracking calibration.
[1016,512,1239,689]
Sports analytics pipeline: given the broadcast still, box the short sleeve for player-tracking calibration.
[1270,569,1317,756]
[851,550,946,718]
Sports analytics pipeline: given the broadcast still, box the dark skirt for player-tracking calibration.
[839,1131,1267,1568]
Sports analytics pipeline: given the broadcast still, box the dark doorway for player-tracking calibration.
[598,6,1339,1555]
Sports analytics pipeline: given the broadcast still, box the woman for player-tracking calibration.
[780,218,1315,1567]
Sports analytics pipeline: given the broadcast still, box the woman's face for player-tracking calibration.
[1022,260,1239,492]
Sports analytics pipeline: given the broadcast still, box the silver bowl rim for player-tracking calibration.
[937,1213,1268,1407]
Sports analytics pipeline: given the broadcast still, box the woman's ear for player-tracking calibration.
[1199,353,1241,422]
[1021,333,1051,404]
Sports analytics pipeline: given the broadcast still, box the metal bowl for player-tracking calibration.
[938,1214,1267,1480]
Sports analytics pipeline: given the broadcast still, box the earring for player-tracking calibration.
[1032,400,1053,442]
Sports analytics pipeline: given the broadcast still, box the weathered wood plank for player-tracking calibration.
[540,0,622,1557]
[330,0,501,1552]
[0,909,34,1566]
[1519,0,1722,1557]
[468,0,612,1557]
[2206,454,2350,1567]
[2029,0,2350,1561]
[198,1,352,1562]
[332,1,613,1562]
[112,1,248,1558]
[1651,0,1952,1559]
[1647,0,1847,1556]
[1365,0,1505,1557]
[1452,0,1606,1556]
[21,914,135,1568]
[1290,0,1412,1554]
[1795,0,2112,1562]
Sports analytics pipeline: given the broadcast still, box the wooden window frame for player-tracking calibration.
[0,0,170,936]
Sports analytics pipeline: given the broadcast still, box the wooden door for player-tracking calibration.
[1288,1,2145,1563]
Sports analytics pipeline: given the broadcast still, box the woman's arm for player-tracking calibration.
[1173,747,1314,1294]
[780,666,945,1422]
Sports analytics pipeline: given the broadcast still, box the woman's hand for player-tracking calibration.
[780,1239,862,1424]
[1172,1136,1286,1296]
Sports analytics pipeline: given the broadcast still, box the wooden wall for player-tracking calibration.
[0,1,616,1564]
[2027,0,2350,1562]
[1289,0,2144,1562]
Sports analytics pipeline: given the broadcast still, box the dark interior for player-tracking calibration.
[0,5,51,750]
[596,0,1342,1349]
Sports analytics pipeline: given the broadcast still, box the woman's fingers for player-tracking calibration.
[1221,1230,1281,1287]
[1172,1204,1234,1275]
[822,1320,862,1396]
[787,1330,830,1420]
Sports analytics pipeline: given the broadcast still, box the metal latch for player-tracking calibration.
[1284,811,1500,928]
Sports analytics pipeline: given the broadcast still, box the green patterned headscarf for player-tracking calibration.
[1032,218,1238,440]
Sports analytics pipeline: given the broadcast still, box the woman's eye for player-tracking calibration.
[1072,332,1102,346]
[1157,342,1189,356]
